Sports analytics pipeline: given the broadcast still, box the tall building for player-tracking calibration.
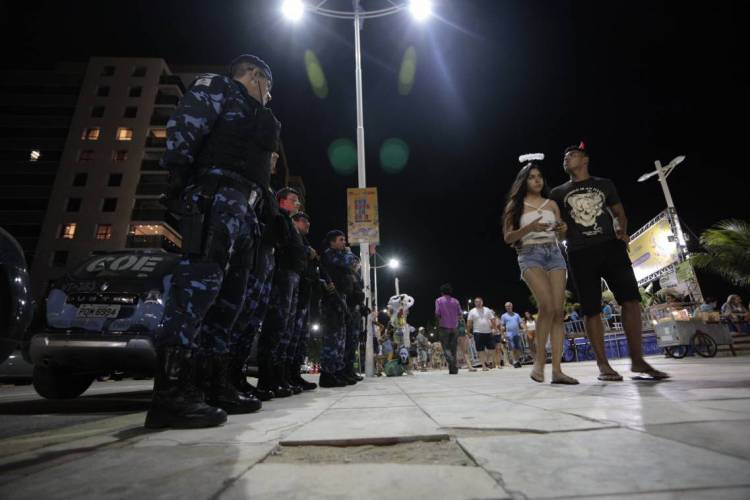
[0,64,85,266]
[31,57,186,300]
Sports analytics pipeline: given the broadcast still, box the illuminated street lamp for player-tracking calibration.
[281,1,429,378]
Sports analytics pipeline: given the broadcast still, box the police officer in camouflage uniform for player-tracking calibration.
[318,230,357,388]
[145,54,280,429]
[256,187,306,395]
[287,212,319,391]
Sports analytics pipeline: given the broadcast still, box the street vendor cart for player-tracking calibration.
[650,303,735,358]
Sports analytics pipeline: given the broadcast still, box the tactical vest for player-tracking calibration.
[193,81,279,188]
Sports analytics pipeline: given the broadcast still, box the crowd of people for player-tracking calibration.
[145,54,368,429]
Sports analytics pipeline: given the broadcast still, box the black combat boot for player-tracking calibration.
[258,356,292,398]
[280,364,302,394]
[336,370,357,385]
[145,347,227,429]
[230,358,274,401]
[319,371,347,388]
[345,367,364,382]
[288,361,317,391]
[205,354,262,414]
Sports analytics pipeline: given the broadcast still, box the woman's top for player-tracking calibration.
[525,319,536,331]
[519,199,557,246]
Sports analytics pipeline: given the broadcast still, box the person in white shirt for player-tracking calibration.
[466,297,498,371]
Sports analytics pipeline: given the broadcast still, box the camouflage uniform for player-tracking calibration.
[157,71,279,352]
[319,247,357,374]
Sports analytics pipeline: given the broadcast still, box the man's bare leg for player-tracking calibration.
[585,314,621,379]
[621,300,669,378]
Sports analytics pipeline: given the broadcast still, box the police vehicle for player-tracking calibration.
[28,250,179,399]
[0,228,34,367]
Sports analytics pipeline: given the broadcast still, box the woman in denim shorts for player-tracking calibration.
[502,154,578,385]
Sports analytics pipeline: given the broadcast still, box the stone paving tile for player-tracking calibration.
[223,463,510,500]
[571,486,750,500]
[642,419,750,461]
[690,398,750,414]
[564,400,750,428]
[280,406,446,446]
[5,442,275,500]
[329,394,416,409]
[458,428,750,499]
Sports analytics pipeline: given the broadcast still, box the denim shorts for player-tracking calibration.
[517,243,567,279]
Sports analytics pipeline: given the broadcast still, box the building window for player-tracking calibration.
[96,86,110,97]
[108,173,123,187]
[78,150,95,161]
[123,106,138,118]
[132,66,147,77]
[29,149,41,162]
[102,198,118,212]
[95,224,113,240]
[72,172,88,187]
[129,86,142,97]
[91,106,105,118]
[51,250,69,267]
[101,66,115,76]
[149,128,167,139]
[81,127,101,141]
[116,127,134,141]
[59,223,77,240]
[113,150,128,162]
[66,198,82,212]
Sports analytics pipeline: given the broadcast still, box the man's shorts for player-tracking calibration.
[473,332,495,351]
[568,239,640,317]
[507,334,522,350]
[517,242,568,279]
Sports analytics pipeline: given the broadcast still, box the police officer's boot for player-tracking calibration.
[258,357,292,398]
[345,366,364,382]
[288,361,317,391]
[145,346,227,429]
[206,354,262,414]
[229,359,274,401]
[279,364,302,395]
[319,371,347,388]
[336,370,357,385]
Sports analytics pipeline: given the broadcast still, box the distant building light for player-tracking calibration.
[30,150,41,162]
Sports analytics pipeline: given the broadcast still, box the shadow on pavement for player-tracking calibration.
[0,390,152,415]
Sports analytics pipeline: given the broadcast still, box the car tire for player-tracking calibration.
[32,365,95,399]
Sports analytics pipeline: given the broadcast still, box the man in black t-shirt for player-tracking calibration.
[550,144,669,381]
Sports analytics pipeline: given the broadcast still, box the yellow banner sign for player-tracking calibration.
[628,213,679,282]
[347,188,380,245]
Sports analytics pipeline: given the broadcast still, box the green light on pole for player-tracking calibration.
[328,138,357,175]
[380,138,410,174]
[304,50,328,99]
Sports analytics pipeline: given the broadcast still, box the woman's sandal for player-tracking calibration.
[530,369,544,383]
[632,368,670,380]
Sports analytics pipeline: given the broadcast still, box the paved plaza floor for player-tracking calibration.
[1,355,749,499]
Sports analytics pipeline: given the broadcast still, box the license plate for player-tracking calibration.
[76,304,121,319]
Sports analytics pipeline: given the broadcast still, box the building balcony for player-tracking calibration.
[154,93,179,106]
[158,75,185,93]
[135,183,167,197]
[150,114,169,126]
[144,137,166,149]
[141,159,166,172]
[130,208,167,221]
[125,234,180,252]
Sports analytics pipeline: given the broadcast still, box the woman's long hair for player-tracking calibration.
[502,163,549,239]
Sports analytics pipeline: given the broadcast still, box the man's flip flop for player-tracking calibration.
[530,371,544,383]
[597,373,624,382]
[632,369,670,380]
[551,374,579,385]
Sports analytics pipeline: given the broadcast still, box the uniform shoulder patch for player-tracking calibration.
[191,73,227,88]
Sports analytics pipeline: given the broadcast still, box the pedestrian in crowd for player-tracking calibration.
[146,54,279,428]
[602,300,614,330]
[467,297,497,371]
[550,143,669,380]
[502,153,580,384]
[523,311,537,360]
[492,320,506,369]
[721,294,750,333]
[457,316,477,371]
[416,327,430,371]
[434,283,463,374]
[499,302,525,369]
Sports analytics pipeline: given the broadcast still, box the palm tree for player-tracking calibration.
[691,219,750,287]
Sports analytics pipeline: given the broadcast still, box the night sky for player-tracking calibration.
[3,0,745,325]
